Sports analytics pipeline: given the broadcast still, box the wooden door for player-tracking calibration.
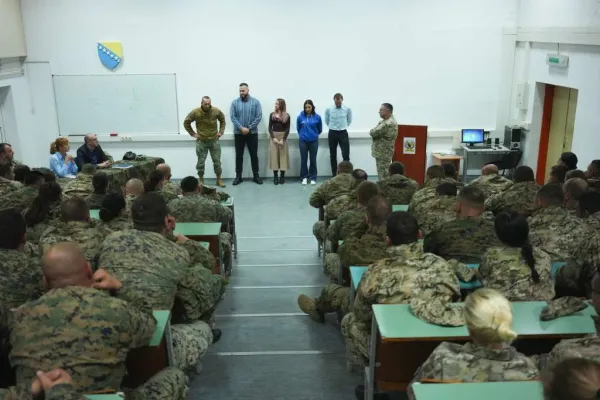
[544,87,578,179]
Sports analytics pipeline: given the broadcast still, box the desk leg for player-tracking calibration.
[165,320,175,367]
[462,151,468,182]
[365,317,378,400]
[232,204,238,260]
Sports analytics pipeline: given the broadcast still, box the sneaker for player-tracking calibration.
[301,178,308,185]
[297,294,324,322]
[310,180,316,185]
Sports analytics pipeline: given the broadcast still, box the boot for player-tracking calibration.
[198,176,204,185]
[232,175,243,186]
[216,174,226,188]
[297,294,324,323]
[211,329,222,344]
[273,171,279,185]
[279,171,285,185]
[253,174,263,185]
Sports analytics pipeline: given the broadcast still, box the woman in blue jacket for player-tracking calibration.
[296,100,322,185]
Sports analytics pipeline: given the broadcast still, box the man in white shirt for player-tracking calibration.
[325,93,352,177]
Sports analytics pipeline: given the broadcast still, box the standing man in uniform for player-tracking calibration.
[230,83,263,186]
[369,103,398,180]
[325,93,352,176]
[184,96,226,188]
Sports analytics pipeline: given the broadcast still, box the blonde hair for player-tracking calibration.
[464,288,517,345]
[50,137,69,155]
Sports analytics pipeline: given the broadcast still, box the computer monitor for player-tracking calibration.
[461,129,485,146]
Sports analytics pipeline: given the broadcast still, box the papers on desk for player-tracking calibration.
[64,174,77,179]
[112,163,134,169]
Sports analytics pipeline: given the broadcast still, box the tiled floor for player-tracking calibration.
[189,178,361,399]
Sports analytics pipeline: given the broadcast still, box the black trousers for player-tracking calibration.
[328,129,350,176]
[234,133,259,176]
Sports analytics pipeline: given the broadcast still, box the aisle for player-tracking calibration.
[190,179,359,399]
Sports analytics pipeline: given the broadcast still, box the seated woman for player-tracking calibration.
[98,193,132,234]
[543,358,600,400]
[409,289,538,391]
[23,182,62,242]
[480,211,554,301]
[85,172,109,209]
[49,137,78,178]
[144,170,178,203]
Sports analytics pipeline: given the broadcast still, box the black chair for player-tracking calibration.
[486,150,523,177]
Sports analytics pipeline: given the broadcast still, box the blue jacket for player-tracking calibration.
[296,111,322,142]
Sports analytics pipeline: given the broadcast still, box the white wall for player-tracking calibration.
[518,0,600,28]
[16,0,517,178]
[0,0,27,58]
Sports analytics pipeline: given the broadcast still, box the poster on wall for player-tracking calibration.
[97,41,123,70]
[403,137,416,154]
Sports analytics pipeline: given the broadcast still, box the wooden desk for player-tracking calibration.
[365,302,595,398]
[432,153,463,176]
[392,205,409,212]
[174,222,223,274]
[412,381,543,400]
[221,197,237,259]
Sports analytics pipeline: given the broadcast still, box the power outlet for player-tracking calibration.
[120,136,133,141]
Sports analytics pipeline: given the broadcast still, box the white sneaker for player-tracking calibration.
[310,180,317,185]
[302,178,307,185]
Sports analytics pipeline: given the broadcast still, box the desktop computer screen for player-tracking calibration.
[461,129,485,145]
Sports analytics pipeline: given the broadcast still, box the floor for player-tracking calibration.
[189,177,361,399]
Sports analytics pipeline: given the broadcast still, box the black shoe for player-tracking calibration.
[273,172,279,185]
[211,329,222,344]
[232,176,243,186]
[354,385,390,400]
[279,172,285,185]
[253,175,263,185]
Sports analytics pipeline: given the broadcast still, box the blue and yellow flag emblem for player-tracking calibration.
[97,41,123,70]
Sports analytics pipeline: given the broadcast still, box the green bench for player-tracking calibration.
[392,204,409,212]
[174,222,223,274]
[411,381,543,400]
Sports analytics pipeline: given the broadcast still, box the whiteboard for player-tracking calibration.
[53,74,179,135]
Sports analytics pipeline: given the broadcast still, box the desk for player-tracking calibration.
[174,222,223,275]
[392,205,409,212]
[412,381,543,400]
[221,197,237,259]
[90,209,100,220]
[459,262,566,292]
[432,153,463,177]
[85,395,123,399]
[365,302,595,398]
[349,266,368,305]
[460,145,510,182]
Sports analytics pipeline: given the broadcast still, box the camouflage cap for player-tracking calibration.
[540,297,588,321]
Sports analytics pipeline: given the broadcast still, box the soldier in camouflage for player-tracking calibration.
[468,164,513,199]
[9,242,189,399]
[376,161,419,205]
[562,177,588,216]
[408,165,458,224]
[145,170,179,204]
[124,178,144,214]
[418,182,457,235]
[39,198,106,268]
[309,161,354,209]
[85,172,109,210]
[0,163,19,198]
[96,193,132,234]
[369,103,398,180]
[62,164,96,200]
[585,159,600,193]
[0,209,43,309]
[485,166,539,216]
[23,182,63,243]
[99,193,224,371]
[2,170,45,211]
[168,176,233,273]
[424,186,500,263]
[327,181,380,244]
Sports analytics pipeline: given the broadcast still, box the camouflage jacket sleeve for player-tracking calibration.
[409,290,464,327]
[309,182,330,208]
[176,263,221,321]
[326,196,350,220]
[484,192,501,214]
[448,259,478,282]
[370,120,393,140]
[327,219,342,243]
[183,109,197,136]
[216,203,233,224]
[119,296,156,349]
[178,240,217,271]
[218,191,230,202]
[352,271,376,323]
[423,230,445,256]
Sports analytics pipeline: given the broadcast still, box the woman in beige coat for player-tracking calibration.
[268,98,290,185]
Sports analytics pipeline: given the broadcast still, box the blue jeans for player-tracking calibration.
[299,139,318,180]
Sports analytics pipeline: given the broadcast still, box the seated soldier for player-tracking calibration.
[566,169,587,180]
[548,164,568,185]
[309,161,354,209]
[558,151,578,171]
[145,170,178,203]
[563,177,588,215]
[0,163,19,197]
[376,161,418,205]
[9,242,188,399]
[327,181,380,244]
[24,182,62,243]
[578,192,600,228]
[0,209,43,309]
[533,270,600,373]
[424,186,500,263]
[85,172,109,209]
[586,159,600,192]
[313,168,366,247]
[39,197,106,267]
[3,170,45,211]
[486,166,539,216]
[323,196,391,282]
[408,165,455,222]
[441,162,462,184]
[62,163,96,200]
[97,193,132,234]
[418,182,457,235]
[157,163,182,196]
[299,212,461,370]
[468,164,513,199]
[168,176,233,274]
[409,289,538,394]
[543,359,600,400]
[99,193,224,371]
[478,211,554,301]
[124,178,144,212]
[32,167,57,183]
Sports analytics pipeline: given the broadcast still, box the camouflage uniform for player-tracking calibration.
[168,194,233,272]
[85,193,106,209]
[147,189,179,204]
[376,174,419,205]
[324,225,388,282]
[125,194,138,214]
[2,186,38,212]
[200,185,230,203]
[313,192,359,245]
[24,202,61,243]
[62,174,92,200]
[39,221,105,267]
[408,178,460,225]
[485,181,540,216]
[424,215,500,263]
[0,249,43,309]
[184,106,226,177]
[342,243,462,364]
[467,174,513,199]
[309,173,353,209]
[99,229,224,370]
[327,206,368,244]
[9,286,188,399]
[0,179,19,198]
[1,383,90,400]
[97,215,133,235]
[480,246,555,301]
[163,180,182,197]
[369,116,398,180]
[418,195,457,235]
[410,342,538,385]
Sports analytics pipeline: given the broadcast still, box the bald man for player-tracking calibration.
[125,178,144,213]
[75,134,111,171]
[467,164,513,199]
[563,178,589,215]
[157,164,182,197]
[10,242,188,399]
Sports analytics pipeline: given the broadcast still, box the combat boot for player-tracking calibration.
[198,176,204,185]
[216,175,226,187]
[297,294,324,323]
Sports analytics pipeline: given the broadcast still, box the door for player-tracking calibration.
[0,87,6,143]
[544,86,578,179]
